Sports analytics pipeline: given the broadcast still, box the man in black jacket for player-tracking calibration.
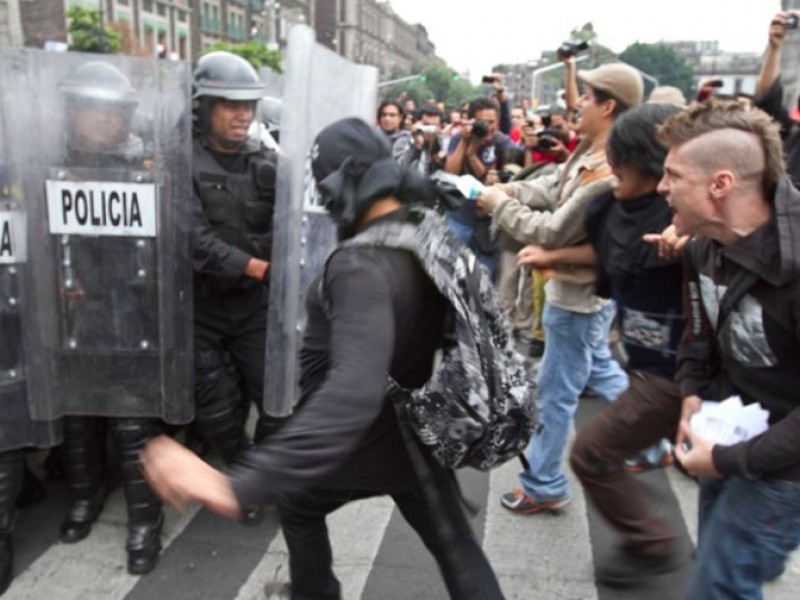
[142,118,505,600]
[191,52,278,494]
[658,99,800,599]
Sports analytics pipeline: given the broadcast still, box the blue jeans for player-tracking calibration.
[446,216,499,283]
[690,476,800,600]
[520,301,628,500]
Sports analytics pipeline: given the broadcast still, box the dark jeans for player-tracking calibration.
[570,370,682,556]
[277,470,505,600]
[690,477,800,599]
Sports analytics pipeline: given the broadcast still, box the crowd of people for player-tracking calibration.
[3,8,800,600]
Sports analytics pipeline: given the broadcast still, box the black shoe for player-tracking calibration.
[60,493,104,543]
[0,535,12,595]
[595,547,684,588]
[241,503,265,527]
[126,511,163,576]
[528,340,545,359]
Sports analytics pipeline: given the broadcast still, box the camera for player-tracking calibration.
[557,40,589,60]
[533,128,561,152]
[415,124,438,134]
[786,14,799,29]
[471,119,490,140]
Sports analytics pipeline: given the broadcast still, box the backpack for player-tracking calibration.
[323,206,539,471]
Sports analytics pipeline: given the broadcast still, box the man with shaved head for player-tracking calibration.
[658,99,800,599]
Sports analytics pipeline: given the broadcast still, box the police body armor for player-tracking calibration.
[193,138,276,297]
[263,26,378,417]
[1,49,193,424]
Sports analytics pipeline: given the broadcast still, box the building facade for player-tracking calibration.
[2,0,437,72]
[315,0,440,78]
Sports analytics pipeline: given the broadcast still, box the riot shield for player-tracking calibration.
[0,77,61,451]
[264,26,378,417]
[0,48,193,424]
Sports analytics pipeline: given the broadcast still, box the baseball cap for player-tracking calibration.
[577,63,644,109]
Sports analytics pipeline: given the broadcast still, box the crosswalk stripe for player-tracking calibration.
[483,436,598,600]
[6,435,800,599]
[4,487,201,600]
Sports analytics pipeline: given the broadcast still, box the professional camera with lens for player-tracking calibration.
[557,40,589,60]
[471,119,490,140]
[533,127,561,152]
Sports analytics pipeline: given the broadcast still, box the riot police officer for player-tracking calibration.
[52,60,168,575]
[191,52,278,515]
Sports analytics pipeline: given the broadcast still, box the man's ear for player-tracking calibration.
[710,170,735,198]
[601,98,617,119]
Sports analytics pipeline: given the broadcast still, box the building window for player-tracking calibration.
[157,2,167,16]
[178,10,187,22]
[143,0,153,13]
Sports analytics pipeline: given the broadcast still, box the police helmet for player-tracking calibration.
[59,61,138,108]
[192,52,267,101]
[259,96,282,132]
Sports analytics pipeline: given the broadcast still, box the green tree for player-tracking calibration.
[619,42,695,98]
[204,41,283,74]
[382,61,480,109]
[67,5,121,54]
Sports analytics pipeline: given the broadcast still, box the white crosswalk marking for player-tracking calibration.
[6,445,800,598]
[483,447,597,599]
[5,488,201,600]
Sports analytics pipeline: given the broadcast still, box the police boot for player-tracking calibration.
[195,401,264,523]
[0,450,24,595]
[114,419,163,575]
[60,417,105,543]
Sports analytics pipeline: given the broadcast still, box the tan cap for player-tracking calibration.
[577,63,644,109]
[647,85,687,107]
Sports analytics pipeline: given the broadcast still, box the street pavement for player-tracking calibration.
[5,394,799,600]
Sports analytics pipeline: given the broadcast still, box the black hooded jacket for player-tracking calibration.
[677,177,800,480]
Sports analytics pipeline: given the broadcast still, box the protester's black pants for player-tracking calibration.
[277,472,505,600]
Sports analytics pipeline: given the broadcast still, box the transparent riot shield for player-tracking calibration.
[0,76,61,451]
[0,48,193,424]
[264,26,378,417]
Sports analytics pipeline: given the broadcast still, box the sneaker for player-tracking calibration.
[624,449,674,474]
[595,546,685,588]
[500,488,571,514]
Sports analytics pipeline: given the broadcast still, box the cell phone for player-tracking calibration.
[481,75,499,84]
[707,79,724,88]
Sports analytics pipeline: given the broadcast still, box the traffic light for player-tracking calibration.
[451,74,460,82]
[419,75,427,83]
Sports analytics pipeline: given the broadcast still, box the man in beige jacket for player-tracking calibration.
[477,61,643,514]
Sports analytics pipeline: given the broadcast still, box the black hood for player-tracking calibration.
[311,117,406,228]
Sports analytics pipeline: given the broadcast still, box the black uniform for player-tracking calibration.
[192,135,277,456]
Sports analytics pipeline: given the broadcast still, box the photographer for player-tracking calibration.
[396,105,446,175]
[444,96,516,280]
[754,9,800,186]
[522,106,578,167]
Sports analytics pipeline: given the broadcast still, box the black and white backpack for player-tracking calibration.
[325,206,539,471]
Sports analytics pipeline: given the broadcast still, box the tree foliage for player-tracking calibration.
[382,61,480,109]
[618,42,696,98]
[204,41,283,74]
[67,5,121,54]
